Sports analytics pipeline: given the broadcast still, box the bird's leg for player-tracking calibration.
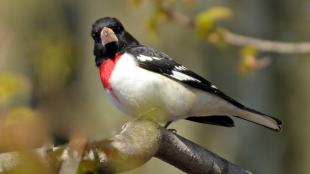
[164,121,172,128]
[164,121,177,134]
[53,133,69,146]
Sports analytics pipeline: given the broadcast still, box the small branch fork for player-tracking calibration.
[0,120,251,174]
[164,6,310,54]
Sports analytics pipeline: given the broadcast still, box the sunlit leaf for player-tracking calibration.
[4,107,37,126]
[207,30,227,47]
[6,152,53,174]
[128,0,144,6]
[238,46,257,76]
[0,73,31,106]
[154,0,176,7]
[146,14,160,39]
[206,6,232,21]
[30,34,78,95]
[157,10,169,23]
[238,46,271,76]
[0,107,47,152]
[145,6,168,38]
[241,46,257,58]
[78,159,99,174]
[195,6,232,38]
[182,0,196,6]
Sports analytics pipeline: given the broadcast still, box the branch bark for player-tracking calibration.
[0,120,251,174]
[156,128,251,174]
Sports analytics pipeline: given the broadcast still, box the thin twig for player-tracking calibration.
[224,31,310,54]
[163,6,310,54]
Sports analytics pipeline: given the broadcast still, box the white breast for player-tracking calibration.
[106,53,197,123]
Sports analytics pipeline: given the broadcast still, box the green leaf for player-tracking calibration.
[195,6,232,38]
[30,34,78,94]
[238,46,257,76]
[0,73,30,106]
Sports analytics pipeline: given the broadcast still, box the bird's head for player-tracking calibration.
[91,17,139,67]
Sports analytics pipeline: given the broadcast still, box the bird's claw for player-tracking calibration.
[168,129,177,134]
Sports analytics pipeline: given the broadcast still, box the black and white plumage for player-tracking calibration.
[91,17,282,131]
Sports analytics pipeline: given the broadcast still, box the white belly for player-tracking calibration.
[106,53,234,123]
[106,53,194,122]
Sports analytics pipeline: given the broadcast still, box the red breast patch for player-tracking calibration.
[99,53,121,92]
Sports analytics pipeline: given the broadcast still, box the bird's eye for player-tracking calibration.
[116,26,121,32]
[95,38,100,42]
[113,26,122,33]
[92,33,100,42]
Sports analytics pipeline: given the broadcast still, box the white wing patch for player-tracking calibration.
[174,65,187,71]
[137,55,161,62]
[171,70,201,82]
[211,85,217,89]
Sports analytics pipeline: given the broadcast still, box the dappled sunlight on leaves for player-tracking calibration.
[130,0,195,7]
[30,34,78,95]
[195,6,232,38]
[146,7,170,40]
[182,0,196,5]
[0,107,48,152]
[0,73,31,108]
[5,152,54,174]
[206,29,228,47]
[128,0,144,6]
[238,46,271,76]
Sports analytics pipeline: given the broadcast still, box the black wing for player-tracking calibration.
[126,46,246,110]
[186,116,234,127]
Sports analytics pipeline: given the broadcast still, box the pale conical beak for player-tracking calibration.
[100,27,118,47]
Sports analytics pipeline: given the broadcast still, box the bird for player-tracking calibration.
[91,16,282,131]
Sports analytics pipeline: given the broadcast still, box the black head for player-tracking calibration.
[91,17,139,66]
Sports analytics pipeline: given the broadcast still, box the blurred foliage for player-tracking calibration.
[239,47,271,76]
[239,46,258,76]
[0,0,309,173]
[78,159,99,174]
[130,0,303,76]
[0,73,31,109]
[30,34,78,95]
[142,0,196,39]
[145,8,169,39]
[5,152,53,174]
[0,107,47,152]
[128,0,144,6]
[195,7,232,38]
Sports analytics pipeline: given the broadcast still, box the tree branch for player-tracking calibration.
[223,31,310,54]
[164,6,310,54]
[156,128,251,174]
[0,120,251,174]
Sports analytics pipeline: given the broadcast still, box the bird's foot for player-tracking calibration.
[164,121,177,133]
[168,128,177,134]
[164,121,172,128]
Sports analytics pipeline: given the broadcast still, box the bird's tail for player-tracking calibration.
[234,107,282,131]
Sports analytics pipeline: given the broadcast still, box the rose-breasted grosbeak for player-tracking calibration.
[91,17,282,131]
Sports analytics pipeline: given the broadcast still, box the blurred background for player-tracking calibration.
[0,0,310,173]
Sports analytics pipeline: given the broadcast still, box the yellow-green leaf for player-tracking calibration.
[195,6,232,38]
[0,73,30,106]
[239,46,259,76]
[128,0,144,6]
